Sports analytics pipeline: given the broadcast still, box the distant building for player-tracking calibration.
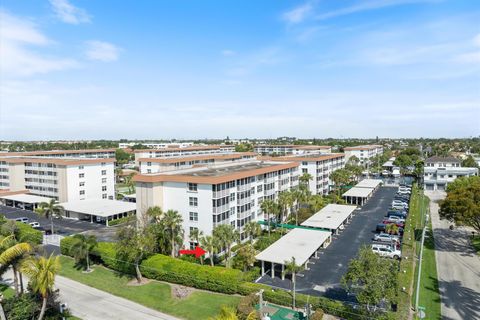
[119,142,194,149]
[0,149,116,159]
[133,145,235,165]
[344,145,383,163]
[254,145,331,156]
[423,156,478,191]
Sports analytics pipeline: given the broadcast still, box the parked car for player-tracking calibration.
[14,217,29,223]
[385,216,405,223]
[392,200,408,206]
[29,222,40,228]
[387,211,407,219]
[371,244,402,259]
[373,232,400,243]
[391,204,408,211]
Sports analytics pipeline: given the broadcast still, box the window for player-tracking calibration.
[147,162,152,166]
[188,183,198,192]
[102,178,107,183]
[79,165,84,170]
[147,169,151,173]
[189,227,198,235]
[79,182,85,187]
[189,212,198,221]
[229,193,235,201]
[302,168,308,174]
[102,186,107,191]
[79,173,85,178]
[102,194,107,199]
[189,197,198,207]
[79,190,85,195]
[101,170,107,175]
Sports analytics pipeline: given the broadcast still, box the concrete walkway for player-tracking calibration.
[426,191,480,320]
[2,269,179,320]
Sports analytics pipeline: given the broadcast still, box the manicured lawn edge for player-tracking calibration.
[471,235,480,255]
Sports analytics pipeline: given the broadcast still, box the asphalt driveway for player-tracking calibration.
[257,186,398,301]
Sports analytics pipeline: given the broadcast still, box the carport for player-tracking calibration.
[0,194,52,211]
[255,228,332,279]
[342,187,374,205]
[354,179,382,191]
[59,199,136,226]
[301,204,357,234]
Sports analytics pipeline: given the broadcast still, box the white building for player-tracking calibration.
[423,156,478,190]
[1,149,116,159]
[0,156,115,202]
[260,153,346,195]
[138,152,257,174]
[344,145,383,164]
[134,145,236,165]
[119,142,194,149]
[134,160,300,248]
[254,145,331,156]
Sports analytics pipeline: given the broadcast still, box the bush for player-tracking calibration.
[237,294,258,320]
[108,215,135,226]
[311,309,324,320]
[242,266,261,282]
[140,254,244,294]
[15,222,42,244]
[92,242,134,274]
[253,233,282,251]
[60,236,77,256]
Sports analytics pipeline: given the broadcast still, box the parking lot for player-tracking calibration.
[257,186,398,301]
[0,205,107,236]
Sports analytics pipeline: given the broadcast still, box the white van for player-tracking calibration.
[15,217,29,224]
[371,244,401,260]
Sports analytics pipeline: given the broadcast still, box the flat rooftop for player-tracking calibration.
[60,199,136,217]
[301,204,357,230]
[0,193,52,204]
[255,228,331,266]
[342,187,374,198]
[355,179,383,189]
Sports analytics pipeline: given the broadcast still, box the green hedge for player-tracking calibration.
[140,254,244,294]
[15,222,42,244]
[108,215,135,226]
[59,236,77,256]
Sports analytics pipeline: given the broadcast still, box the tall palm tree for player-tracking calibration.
[21,255,60,320]
[70,234,97,271]
[283,257,304,309]
[299,172,313,187]
[278,191,292,224]
[36,199,63,235]
[260,199,278,236]
[212,224,239,268]
[243,221,261,242]
[200,235,219,267]
[146,206,163,224]
[308,195,326,213]
[0,235,32,296]
[162,210,184,257]
[190,228,204,264]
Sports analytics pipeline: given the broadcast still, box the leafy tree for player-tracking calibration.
[462,155,479,168]
[213,224,239,268]
[345,164,363,181]
[393,154,414,171]
[200,235,219,267]
[115,148,131,165]
[277,191,293,225]
[243,221,261,242]
[0,235,32,296]
[341,246,397,312]
[70,234,97,272]
[308,194,327,212]
[282,257,304,309]
[330,169,351,201]
[235,143,253,152]
[36,199,63,235]
[162,210,184,257]
[347,155,360,165]
[260,199,279,235]
[234,244,257,271]
[439,176,480,232]
[21,255,60,320]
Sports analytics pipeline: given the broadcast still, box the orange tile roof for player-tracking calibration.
[344,145,382,151]
[134,162,299,184]
[0,157,115,166]
[2,149,116,156]
[133,145,230,153]
[259,153,345,162]
[138,152,256,164]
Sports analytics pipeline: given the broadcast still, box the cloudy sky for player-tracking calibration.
[0,0,479,140]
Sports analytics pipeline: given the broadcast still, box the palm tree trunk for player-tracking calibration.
[171,232,175,258]
[0,302,6,320]
[38,296,47,320]
[134,260,143,283]
[12,267,19,296]
[86,252,90,271]
[267,213,271,237]
[209,251,214,267]
[50,215,54,235]
[19,271,24,294]
[292,272,296,309]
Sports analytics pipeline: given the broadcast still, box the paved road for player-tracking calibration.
[427,191,480,320]
[2,269,179,320]
[258,186,398,301]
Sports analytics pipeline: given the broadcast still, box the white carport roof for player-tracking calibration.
[342,187,373,198]
[301,204,357,230]
[355,179,382,189]
[59,199,136,217]
[255,228,331,266]
[0,194,52,204]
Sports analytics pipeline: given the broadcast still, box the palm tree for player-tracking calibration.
[278,191,292,225]
[200,235,219,267]
[260,199,278,236]
[212,224,239,268]
[125,172,136,194]
[21,255,60,320]
[162,210,184,257]
[70,234,97,271]
[308,195,326,213]
[243,221,261,242]
[190,228,204,264]
[299,172,313,187]
[36,199,63,235]
[236,244,257,271]
[0,235,32,296]
[283,257,304,309]
[146,206,163,224]
[209,306,238,320]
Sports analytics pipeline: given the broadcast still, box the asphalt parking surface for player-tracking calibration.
[257,186,398,301]
[0,204,106,236]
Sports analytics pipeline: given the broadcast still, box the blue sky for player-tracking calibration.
[0,0,479,140]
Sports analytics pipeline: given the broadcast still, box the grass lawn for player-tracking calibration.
[416,221,441,320]
[58,256,240,320]
[0,283,15,299]
[471,235,480,255]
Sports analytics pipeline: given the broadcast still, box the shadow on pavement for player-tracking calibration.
[438,279,480,320]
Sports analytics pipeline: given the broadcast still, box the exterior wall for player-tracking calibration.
[299,155,346,195]
[8,163,26,191]
[345,146,383,163]
[254,146,331,155]
[0,161,10,189]
[64,162,115,202]
[423,166,478,190]
[134,146,235,165]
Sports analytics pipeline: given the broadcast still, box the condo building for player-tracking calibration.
[0,157,115,202]
[344,145,383,163]
[1,149,116,159]
[133,145,236,165]
[260,153,346,195]
[254,145,332,156]
[423,156,478,191]
[134,160,300,248]
[138,152,257,174]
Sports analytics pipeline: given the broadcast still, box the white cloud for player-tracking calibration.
[84,41,121,62]
[221,49,236,56]
[282,2,314,24]
[0,10,78,77]
[49,0,91,24]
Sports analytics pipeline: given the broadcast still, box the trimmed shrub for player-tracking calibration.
[91,242,134,274]
[140,254,244,294]
[15,222,42,244]
[60,236,77,256]
[311,309,324,320]
[108,215,135,226]
[237,294,258,320]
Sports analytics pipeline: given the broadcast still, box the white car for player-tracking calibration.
[386,216,405,223]
[392,200,408,207]
[372,244,401,259]
[373,232,399,243]
[29,222,40,228]
[14,217,29,223]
